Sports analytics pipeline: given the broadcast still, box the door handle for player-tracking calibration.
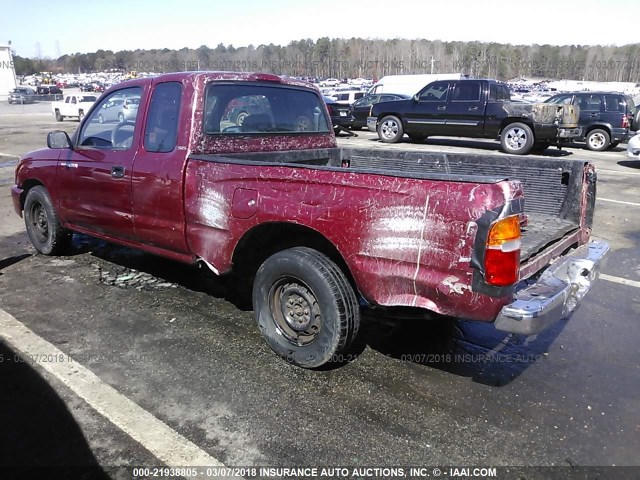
[469,106,479,111]
[588,113,598,117]
[111,166,125,178]
[437,105,446,111]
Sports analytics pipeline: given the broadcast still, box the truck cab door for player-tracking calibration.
[405,81,450,136]
[443,81,484,137]
[57,85,145,241]
[130,81,190,254]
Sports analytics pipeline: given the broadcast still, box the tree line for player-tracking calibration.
[13,38,640,83]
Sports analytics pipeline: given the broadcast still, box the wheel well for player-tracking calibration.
[19,180,44,209]
[584,125,611,137]
[499,118,534,135]
[232,222,355,285]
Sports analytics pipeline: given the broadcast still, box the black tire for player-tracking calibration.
[98,113,104,124]
[585,128,610,151]
[377,115,404,143]
[500,122,534,155]
[55,110,63,122]
[117,113,125,123]
[23,186,71,255]
[78,110,85,123]
[253,247,360,368]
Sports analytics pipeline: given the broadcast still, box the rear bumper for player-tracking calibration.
[494,240,609,335]
[557,127,582,139]
[11,185,23,217]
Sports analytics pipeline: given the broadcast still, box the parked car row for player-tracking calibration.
[7,86,64,104]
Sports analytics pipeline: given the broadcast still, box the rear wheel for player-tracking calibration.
[78,110,85,123]
[378,115,404,143]
[500,122,534,154]
[23,186,71,255]
[98,113,104,124]
[117,113,125,123]
[55,110,63,122]
[586,129,610,151]
[253,247,360,368]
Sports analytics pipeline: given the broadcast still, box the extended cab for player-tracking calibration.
[368,79,582,155]
[52,94,98,122]
[12,72,608,368]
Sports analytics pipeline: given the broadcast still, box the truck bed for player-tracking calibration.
[191,147,591,265]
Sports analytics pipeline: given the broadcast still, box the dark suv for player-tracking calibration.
[545,92,636,150]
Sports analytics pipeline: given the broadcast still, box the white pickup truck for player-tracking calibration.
[52,94,98,122]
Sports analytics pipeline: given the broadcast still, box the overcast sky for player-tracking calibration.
[2,0,639,58]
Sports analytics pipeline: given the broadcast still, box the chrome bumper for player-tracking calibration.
[494,240,609,335]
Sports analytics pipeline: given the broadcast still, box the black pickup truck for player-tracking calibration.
[367,79,581,155]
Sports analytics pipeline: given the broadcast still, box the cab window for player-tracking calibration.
[77,87,143,150]
[204,84,330,134]
[144,82,182,153]
[417,82,449,102]
[451,82,481,102]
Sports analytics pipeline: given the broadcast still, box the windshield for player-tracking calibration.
[80,96,97,102]
[204,84,330,134]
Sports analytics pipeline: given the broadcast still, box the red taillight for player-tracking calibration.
[485,215,521,287]
[326,104,334,115]
[622,116,630,128]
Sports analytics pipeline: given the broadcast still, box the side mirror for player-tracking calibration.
[47,130,72,149]
[413,94,420,102]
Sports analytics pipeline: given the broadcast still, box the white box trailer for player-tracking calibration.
[368,73,470,96]
[0,45,17,100]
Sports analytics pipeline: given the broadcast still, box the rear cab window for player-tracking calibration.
[203,84,331,134]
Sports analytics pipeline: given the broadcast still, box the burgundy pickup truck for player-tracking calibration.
[12,72,608,368]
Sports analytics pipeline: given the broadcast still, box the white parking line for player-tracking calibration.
[0,308,241,480]
[601,274,640,289]
[597,198,640,207]
[0,152,20,158]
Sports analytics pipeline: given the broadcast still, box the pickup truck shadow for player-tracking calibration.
[361,309,568,387]
[0,339,109,478]
[69,234,253,310]
[617,160,640,169]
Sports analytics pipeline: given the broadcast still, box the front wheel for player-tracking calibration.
[78,110,85,123]
[586,129,610,151]
[253,247,360,369]
[377,115,404,143]
[500,122,534,154]
[23,186,71,255]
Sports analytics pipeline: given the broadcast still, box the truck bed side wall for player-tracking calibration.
[183,156,516,321]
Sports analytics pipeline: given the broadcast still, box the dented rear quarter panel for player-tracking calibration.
[184,159,522,321]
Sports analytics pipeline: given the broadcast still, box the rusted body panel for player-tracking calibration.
[503,102,580,128]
